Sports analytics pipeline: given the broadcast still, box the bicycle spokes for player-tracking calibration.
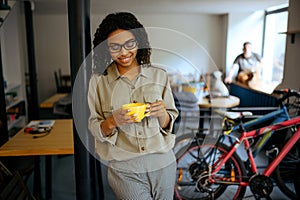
[175,143,247,200]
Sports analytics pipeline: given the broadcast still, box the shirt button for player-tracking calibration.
[141,147,145,151]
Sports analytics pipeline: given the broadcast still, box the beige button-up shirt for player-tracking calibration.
[88,62,178,161]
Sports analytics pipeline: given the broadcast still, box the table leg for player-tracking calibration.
[199,109,204,132]
[33,156,43,200]
[46,155,52,199]
[198,108,211,133]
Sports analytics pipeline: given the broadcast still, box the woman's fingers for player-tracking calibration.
[149,101,166,117]
[113,108,135,126]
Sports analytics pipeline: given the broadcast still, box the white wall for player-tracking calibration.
[280,0,300,90]
[92,13,227,78]
[33,5,70,102]
[32,7,228,102]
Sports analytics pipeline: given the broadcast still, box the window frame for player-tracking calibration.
[261,6,288,83]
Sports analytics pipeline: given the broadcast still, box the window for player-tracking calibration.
[262,6,288,83]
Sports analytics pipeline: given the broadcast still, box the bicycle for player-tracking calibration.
[174,89,300,199]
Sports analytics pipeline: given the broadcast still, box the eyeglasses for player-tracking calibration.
[108,39,138,53]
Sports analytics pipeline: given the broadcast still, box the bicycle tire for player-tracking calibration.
[174,133,196,154]
[274,138,300,200]
[174,142,247,200]
[294,162,300,199]
[174,133,206,155]
[278,90,300,118]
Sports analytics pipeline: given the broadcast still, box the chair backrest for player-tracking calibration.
[0,172,35,200]
[0,161,12,188]
[0,162,35,200]
[54,71,61,90]
[54,69,71,93]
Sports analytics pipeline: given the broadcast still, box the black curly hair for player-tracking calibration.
[93,12,151,71]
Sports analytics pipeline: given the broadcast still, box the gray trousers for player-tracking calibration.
[107,152,176,200]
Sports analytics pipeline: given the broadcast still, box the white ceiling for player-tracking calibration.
[26,0,289,15]
[91,0,289,14]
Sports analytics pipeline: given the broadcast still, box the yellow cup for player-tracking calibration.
[122,103,150,122]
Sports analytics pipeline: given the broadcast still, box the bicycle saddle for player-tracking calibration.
[214,109,253,120]
[225,111,253,120]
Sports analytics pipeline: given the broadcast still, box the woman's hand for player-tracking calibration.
[101,108,136,137]
[148,100,166,117]
[112,108,136,126]
[148,100,170,128]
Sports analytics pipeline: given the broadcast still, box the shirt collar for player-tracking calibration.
[107,62,149,84]
[107,62,121,83]
[139,64,149,78]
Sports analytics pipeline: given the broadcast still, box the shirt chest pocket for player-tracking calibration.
[143,93,162,104]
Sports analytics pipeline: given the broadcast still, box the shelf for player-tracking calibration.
[279,30,300,34]
[279,30,300,44]
[7,116,25,130]
[5,83,23,110]
[6,98,24,110]
[4,83,21,93]
[0,1,15,28]
[6,100,26,132]
[0,1,27,141]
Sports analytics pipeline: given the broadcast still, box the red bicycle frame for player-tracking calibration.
[211,116,300,187]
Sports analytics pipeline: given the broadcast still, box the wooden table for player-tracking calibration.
[40,93,68,109]
[0,119,74,199]
[198,95,240,108]
[39,93,72,119]
[198,95,240,132]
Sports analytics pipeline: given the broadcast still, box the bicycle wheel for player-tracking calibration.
[174,133,196,155]
[274,138,300,200]
[279,90,300,118]
[174,142,247,200]
[174,132,206,156]
[294,162,300,199]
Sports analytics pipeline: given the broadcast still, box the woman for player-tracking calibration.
[88,12,178,199]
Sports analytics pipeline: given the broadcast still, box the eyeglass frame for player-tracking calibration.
[108,39,138,53]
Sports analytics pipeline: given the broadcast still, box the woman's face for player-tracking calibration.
[107,29,139,70]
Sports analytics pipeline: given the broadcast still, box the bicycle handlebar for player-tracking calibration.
[273,88,300,107]
[273,88,300,96]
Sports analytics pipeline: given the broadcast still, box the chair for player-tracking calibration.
[0,161,35,200]
[54,69,71,93]
[53,92,72,118]
[0,156,35,184]
[228,82,278,116]
[173,91,200,134]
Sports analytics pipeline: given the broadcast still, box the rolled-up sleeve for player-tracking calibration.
[87,74,118,145]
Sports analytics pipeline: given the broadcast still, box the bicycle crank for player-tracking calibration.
[249,174,273,200]
[196,171,212,192]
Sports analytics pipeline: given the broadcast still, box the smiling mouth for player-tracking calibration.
[119,56,131,63]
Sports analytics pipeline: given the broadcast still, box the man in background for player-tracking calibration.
[225,42,263,85]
